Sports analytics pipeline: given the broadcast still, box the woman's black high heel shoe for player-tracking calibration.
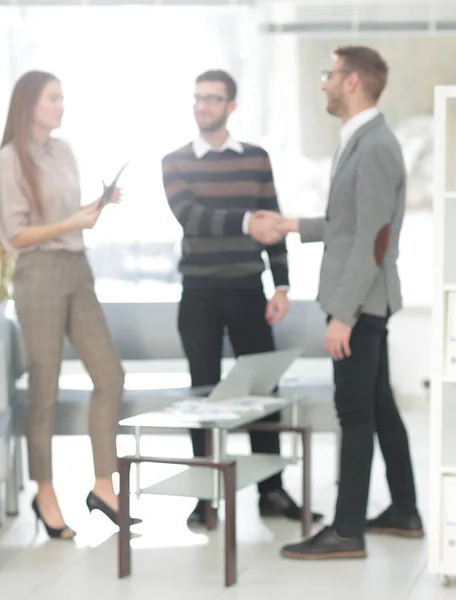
[86,491,142,526]
[32,496,77,540]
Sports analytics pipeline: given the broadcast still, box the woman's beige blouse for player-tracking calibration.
[0,137,85,253]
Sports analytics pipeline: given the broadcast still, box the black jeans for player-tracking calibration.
[332,313,418,537]
[178,285,282,494]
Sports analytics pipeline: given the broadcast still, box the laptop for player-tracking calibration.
[203,347,302,401]
[120,347,303,426]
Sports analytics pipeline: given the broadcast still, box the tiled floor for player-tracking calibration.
[0,410,453,599]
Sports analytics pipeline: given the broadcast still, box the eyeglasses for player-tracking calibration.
[194,94,228,105]
[321,69,352,83]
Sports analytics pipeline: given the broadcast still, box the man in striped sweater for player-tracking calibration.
[162,70,322,527]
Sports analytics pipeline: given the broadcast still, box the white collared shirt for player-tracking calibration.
[192,134,244,159]
[332,107,380,176]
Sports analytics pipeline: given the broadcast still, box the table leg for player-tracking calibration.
[134,427,141,499]
[211,428,221,510]
[203,429,212,457]
[223,462,237,587]
[291,402,299,464]
[118,460,132,578]
[301,429,311,537]
[203,429,217,529]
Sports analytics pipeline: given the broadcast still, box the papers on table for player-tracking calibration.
[164,396,286,422]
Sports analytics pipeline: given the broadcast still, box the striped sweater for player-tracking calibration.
[161,142,289,289]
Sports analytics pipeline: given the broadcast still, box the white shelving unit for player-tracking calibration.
[430,85,456,587]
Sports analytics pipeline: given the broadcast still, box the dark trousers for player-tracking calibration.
[332,313,418,537]
[178,285,282,494]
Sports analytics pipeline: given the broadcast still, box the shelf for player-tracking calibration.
[444,201,456,283]
[429,85,456,574]
[441,467,456,476]
[445,102,456,191]
[437,86,456,100]
[140,454,293,500]
[442,392,456,467]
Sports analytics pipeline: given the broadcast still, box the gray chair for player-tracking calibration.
[0,305,20,522]
[0,409,19,523]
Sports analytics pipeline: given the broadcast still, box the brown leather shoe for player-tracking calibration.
[365,505,424,538]
[281,526,366,560]
[259,488,323,522]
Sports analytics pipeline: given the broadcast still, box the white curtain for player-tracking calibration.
[0,4,260,301]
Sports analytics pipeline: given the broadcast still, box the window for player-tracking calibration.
[0,6,437,308]
[1,4,258,302]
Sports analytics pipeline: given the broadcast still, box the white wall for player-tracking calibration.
[389,308,431,408]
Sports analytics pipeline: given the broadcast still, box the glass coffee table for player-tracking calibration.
[116,392,312,588]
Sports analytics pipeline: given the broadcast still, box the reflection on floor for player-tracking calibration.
[0,410,452,600]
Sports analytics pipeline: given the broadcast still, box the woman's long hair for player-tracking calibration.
[1,71,59,218]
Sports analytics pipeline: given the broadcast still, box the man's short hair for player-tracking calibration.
[195,70,237,102]
[333,46,388,101]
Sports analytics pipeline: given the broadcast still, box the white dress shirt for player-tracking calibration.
[192,134,244,159]
[332,107,380,177]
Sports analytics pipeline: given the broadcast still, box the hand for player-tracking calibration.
[101,182,123,205]
[248,211,284,245]
[87,184,123,212]
[325,317,352,361]
[278,217,299,235]
[254,211,299,237]
[67,205,101,231]
[265,290,289,325]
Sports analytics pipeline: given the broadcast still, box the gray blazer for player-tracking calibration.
[299,114,405,327]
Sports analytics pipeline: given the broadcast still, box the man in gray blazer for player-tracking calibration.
[261,46,423,559]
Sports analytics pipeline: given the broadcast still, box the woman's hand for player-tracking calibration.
[67,205,101,230]
[86,183,123,212]
[101,182,123,205]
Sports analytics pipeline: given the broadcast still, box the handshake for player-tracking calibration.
[248,210,299,245]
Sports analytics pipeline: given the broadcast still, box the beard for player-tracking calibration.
[326,99,339,116]
[196,114,228,133]
[326,94,346,118]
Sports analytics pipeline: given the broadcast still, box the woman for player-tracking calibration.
[0,70,139,539]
